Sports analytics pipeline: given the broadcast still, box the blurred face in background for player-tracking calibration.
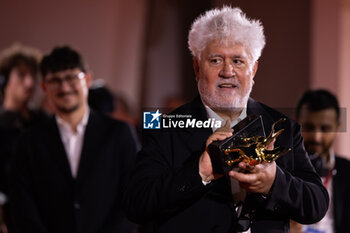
[5,63,36,105]
[194,40,258,112]
[42,68,91,114]
[298,105,339,157]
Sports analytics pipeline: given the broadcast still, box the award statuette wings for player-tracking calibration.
[208,115,291,174]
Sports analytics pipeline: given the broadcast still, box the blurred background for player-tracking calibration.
[0,0,349,157]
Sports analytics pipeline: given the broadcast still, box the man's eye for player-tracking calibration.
[65,76,76,82]
[17,71,27,78]
[321,126,333,133]
[302,123,315,132]
[233,59,244,65]
[210,58,222,64]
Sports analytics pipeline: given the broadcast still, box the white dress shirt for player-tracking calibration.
[56,109,89,178]
[204,105,250,233]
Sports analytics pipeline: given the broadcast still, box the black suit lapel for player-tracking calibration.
[45,117,73,181]
[75,111,104,190]
[247,98,275,135]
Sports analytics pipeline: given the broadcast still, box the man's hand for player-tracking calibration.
[228,161,276,194]
[199,121,233,182]
[290,220,303,233]
[228,139,277,194]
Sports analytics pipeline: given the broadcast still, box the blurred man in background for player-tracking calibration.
[0,44,47,233]
[294,89,350,233]
[11,46,138,233]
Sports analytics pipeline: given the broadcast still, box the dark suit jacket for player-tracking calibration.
[123,96,329,233]
[0,109,48,232]
[0,109,47,196]
[333,156,350,233]
[11,111,138,233]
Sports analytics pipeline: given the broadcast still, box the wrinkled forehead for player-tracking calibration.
[202,39,253,60]
[12,62,37,75]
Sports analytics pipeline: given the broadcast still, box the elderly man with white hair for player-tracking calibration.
[123,7,328,233]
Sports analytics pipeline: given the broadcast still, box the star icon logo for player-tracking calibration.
[150,109,161,122]
[143,109,162,129]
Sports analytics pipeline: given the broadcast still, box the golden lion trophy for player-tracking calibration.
[208,115,291,174]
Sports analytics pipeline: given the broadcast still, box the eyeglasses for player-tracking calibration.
[45,72,85,90]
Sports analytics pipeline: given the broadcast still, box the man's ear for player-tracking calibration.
[193,57,200,81]
[84,72,92,88]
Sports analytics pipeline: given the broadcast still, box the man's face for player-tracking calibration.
[6,63,36,104]
[42,68,91,114]
[194,40,258,111]
[298,105,339,157]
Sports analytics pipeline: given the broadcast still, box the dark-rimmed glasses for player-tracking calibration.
[45,72,85,90]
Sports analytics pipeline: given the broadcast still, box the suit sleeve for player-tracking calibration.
[122,130,209,223]
[263,122,329,224]
[10,133,49,233]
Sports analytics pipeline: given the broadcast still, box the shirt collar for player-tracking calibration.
[204,105,247,132]
[56,108,90,135]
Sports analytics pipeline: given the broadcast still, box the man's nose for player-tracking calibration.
[23,75,34,87]
[219,61,235,78]
[59,79,73,91]
[311,131,323,142]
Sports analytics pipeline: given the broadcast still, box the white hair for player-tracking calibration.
[188,6,266,62]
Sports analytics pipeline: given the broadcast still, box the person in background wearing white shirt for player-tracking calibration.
[291,89,350,233]
[10,46,138,233]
